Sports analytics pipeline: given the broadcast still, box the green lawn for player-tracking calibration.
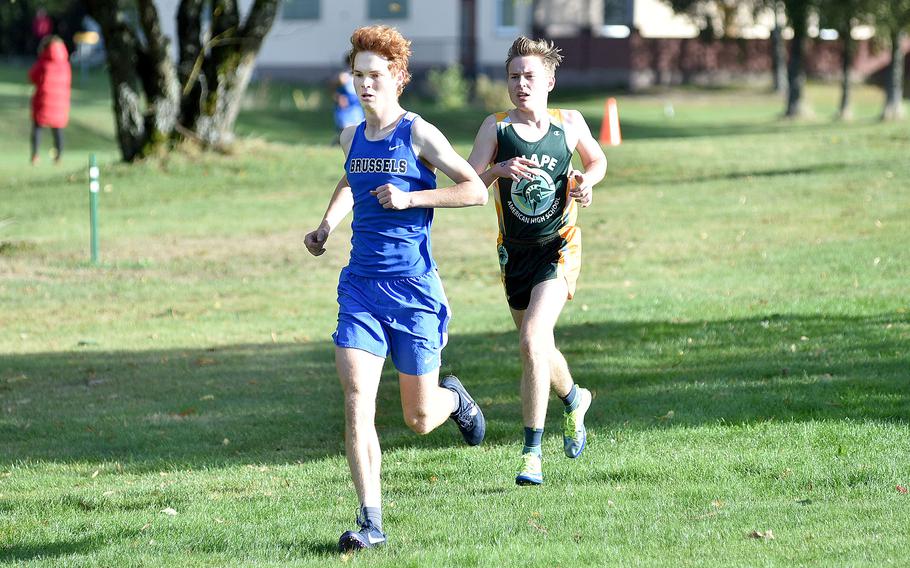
[1,64,908,566]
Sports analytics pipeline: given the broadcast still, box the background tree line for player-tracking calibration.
[3,0,907,162]
[663,0,909,120]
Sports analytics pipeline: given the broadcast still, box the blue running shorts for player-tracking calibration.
[333,268,451,376]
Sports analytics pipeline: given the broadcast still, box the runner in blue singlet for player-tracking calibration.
[304,25,488,553]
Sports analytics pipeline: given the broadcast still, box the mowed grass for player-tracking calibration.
[1,63,909,566]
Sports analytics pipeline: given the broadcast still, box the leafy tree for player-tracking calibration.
[82,0,279,161]
[661,0,751,39]
[874,0,910,120]
[660,1,788,92]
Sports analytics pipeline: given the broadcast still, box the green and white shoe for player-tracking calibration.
[515,452,543,486]
[563,387,592,458]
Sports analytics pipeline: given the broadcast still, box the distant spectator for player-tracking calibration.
[333,70,365,133]
[32,9,53,46]
[29,36,71,165]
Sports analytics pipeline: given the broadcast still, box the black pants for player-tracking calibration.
[31,122,63,160]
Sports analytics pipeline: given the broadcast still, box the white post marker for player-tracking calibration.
[89,154,100,264]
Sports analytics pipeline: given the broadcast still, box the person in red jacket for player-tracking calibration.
[29,36,71,165]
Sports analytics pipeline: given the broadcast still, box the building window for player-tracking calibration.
[603,0,627,25]
[497,0,518,33]
[603,0,629,26]
[599,0,631,37]
[369,0,408,19]
[283,0,319,20]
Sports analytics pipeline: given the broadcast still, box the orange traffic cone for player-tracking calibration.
[599,97,622,146]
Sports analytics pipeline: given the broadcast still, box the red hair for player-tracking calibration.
[347,26,412,94]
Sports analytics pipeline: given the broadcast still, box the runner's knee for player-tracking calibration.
[403,407,434,434]
[519,332,554,360]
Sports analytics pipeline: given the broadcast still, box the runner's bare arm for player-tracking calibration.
[304,125,358,256]
[372,117,486,210]
[304,174,353,256]
[564,109,607,208]
[467,114,537,188]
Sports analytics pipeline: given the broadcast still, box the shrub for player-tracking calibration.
[474,74,512,112]
[426,64,470,110]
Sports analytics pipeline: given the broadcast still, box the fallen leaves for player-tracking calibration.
[693,499,725,520]
[748,529,775,540]
[897,485,908,494]
[528,512,548,535]
[161,507,178,516]
[177,407,197,417]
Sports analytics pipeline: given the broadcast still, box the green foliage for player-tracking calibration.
[425,64,471,110]
[661,0,767,38]
[816,0,876,31]
[474,74,513,112]
[2,69,910,565]
[873,0,910,35]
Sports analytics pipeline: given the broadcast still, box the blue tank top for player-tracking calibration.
[344,112,437,278]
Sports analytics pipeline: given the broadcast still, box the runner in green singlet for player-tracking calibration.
[468,36,608,486]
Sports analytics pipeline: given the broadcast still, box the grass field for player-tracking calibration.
[1,64,909,566]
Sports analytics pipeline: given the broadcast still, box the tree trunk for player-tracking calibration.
[178,0,279,147]
[84,0,178,161]
[177,0,205,128]
[136,0,180,152]
[194,56,256,147]
[785,33,807,117]
[785,1,810,118]
[83,2,147,161]
[771,3,787,94]
[882,30,907,121]
[837,25,854,121]
[84,0,278,160]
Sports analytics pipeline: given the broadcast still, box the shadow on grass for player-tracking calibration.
[233,104,878,150]
[616,116,886,141]
[0,527,144,563]
[0,313,906,471]
[617,161,858,188]
[296,541,343,556]
[0,534,105,563]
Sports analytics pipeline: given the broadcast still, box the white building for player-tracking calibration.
[151,1,877,87]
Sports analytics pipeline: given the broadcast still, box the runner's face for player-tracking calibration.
[507,56,554,111]
[352,51,402,110]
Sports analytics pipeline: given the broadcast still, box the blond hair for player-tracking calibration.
[506,37,564,74]
[347,26,412,94]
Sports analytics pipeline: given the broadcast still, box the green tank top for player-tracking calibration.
[492,109,576,242]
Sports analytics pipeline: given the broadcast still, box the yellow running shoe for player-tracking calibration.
[563,387,592,458]
[515,452,543,486]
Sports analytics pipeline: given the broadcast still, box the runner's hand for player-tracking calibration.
[371,183,412,210]
[304,221,330,256]
[491,157,539,182]
[568,170,592,207]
